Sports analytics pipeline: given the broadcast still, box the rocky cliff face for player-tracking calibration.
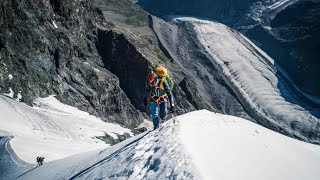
[0,0,216,130]
[0,0,145,128]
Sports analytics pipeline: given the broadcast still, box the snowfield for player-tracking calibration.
[0,95,132,163]
[14,110,320,180]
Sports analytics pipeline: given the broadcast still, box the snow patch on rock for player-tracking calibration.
[16,92,22,102]
[8,74,13,80]
[52,21,58,28]
[3,88,14,98]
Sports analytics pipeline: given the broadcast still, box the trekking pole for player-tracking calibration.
[170,111,175,119]
[171,112,176,124]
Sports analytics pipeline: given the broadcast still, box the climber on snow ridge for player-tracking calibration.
[144,66,175,130]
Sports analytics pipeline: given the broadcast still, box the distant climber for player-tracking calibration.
[144,66,175,130]
[36,157,40,166]
[40,157,45,165]
[37,157,45,166]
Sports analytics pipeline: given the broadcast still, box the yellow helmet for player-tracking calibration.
[154,66,167,77]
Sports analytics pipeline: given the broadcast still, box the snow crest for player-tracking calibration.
[19,110,320,180]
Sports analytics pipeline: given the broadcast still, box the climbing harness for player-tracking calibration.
[150,94,168,104]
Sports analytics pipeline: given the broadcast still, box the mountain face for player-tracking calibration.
[137,0,296,25]
[246,0,320,98]
[0,0,147,128]
[138,0,320,99]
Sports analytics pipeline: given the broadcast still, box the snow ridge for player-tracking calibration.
[69,120,197,180]
[17,110,320,180]
[20,118,199,180]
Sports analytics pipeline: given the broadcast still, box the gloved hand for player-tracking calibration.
[143,97,148,107]
[169,105,175,113]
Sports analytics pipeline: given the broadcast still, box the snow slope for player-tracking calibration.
[0,95,132,163]
[0,137,32,180]
[18,110,320,180]
[152,16,320,144]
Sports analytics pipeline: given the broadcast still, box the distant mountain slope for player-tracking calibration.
[245,0,320,97]
[137,0,320,99]
[18,110,320,180]
[138,0,259,24]
[137,0,298,25]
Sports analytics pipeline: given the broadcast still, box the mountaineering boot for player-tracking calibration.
[153,117,160,130]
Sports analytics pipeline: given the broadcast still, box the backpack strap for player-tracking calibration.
[159,77,166,90]
[149,77,165,90]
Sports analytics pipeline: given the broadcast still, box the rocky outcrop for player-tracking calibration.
[96,29,150,112]
[0,0,144,128]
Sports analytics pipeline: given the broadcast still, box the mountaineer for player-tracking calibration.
[144,66,175,130]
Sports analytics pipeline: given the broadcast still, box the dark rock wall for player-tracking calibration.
[96,29,150,112]
[0,0,144,128]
